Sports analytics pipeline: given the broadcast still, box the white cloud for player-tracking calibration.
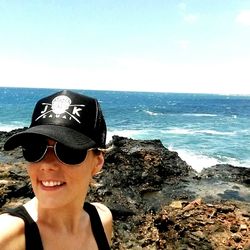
[184,14,199,23]
[178,40,190,49]
[236,10,250,26]
[177,2,199,24]
[177,2,186,11]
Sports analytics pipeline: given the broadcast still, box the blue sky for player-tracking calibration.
[0,0,250,94]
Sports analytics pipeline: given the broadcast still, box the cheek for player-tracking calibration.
[70,165,92,182]
[26,165,40,193]
[69,158,96,184]
[66,168,92,194]
[27,164,37,180]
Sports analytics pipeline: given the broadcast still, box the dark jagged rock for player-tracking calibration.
[0,132,249,249]
[88,136,198,215]
[200,164,250,185]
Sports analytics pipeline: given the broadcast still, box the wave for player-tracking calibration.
[182,113,218,117]
[107,129,221,172]
[0,124,24,132]
[106,129,249,171]
[143,110,163,116]
[106,129,146,143]
[164,128,236,136]
[143,111,219,117]
[169,147,220,172]
[168,146,250,172]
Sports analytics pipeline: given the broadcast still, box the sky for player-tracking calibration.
[0,0,250,94]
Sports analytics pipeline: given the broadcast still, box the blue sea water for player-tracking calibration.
[0,87,250,172]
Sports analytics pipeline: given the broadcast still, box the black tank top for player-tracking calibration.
[5,202,111,250]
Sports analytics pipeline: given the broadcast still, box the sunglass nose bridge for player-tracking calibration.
[46,145,57,158]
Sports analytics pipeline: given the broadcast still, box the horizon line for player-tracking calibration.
[0,85,250,97]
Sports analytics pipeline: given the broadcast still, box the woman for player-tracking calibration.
[0,90,112,250]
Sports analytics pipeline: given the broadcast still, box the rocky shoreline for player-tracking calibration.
[0,130,250,249]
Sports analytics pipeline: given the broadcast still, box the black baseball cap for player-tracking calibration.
[4,90,107,150]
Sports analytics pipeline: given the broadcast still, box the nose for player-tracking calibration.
[39,146,60,171]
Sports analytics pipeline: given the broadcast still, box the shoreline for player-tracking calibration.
[1,127,249,172]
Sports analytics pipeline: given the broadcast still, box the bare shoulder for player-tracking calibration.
[91,202,113,226]
[91,202,113,244]
[0,213,25,250]
[91,202,112,218]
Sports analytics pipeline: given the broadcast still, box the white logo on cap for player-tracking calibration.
[35,95,85,123]
[52,96,72,115]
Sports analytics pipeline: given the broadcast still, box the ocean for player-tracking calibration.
[0,87,250,172]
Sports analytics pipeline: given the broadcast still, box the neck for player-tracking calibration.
[24,197,88,233]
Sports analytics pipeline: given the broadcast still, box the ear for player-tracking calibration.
[91,153,104,176]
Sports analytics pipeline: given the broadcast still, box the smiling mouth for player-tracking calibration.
[41,181,65,187]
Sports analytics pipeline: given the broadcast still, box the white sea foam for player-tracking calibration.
[106,129,249,171]
[107,130,219,172]
[164,128,194,135]
[219,156,250,169]
[168,147,220,172]
[0,124,21,132]
[163,128,236,136]
[197,129,236,136]
[143,110,160,116]
[182,113,217,117]
[167,146,250,172]
[106,129,143,143]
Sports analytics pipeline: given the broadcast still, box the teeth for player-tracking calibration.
[42,181,63,187]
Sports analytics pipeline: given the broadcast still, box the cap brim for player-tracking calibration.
[4,125,96,151]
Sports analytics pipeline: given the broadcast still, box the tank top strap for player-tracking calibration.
[84,202,110,250]
[5,206,43,250]
[4,203,110,250]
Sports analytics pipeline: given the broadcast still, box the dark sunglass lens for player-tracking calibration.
[55,143,87,165]
[22,141,47,162]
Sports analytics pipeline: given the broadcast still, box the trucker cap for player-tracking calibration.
[4,90,107,150]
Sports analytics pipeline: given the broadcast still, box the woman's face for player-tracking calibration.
[27,140,103,209]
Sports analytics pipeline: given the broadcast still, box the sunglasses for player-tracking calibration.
[22,140,95,165]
